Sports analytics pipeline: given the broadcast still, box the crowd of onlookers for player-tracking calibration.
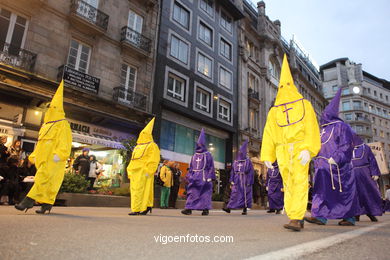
[0,136,36,205]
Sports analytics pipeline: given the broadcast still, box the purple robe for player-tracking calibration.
[185,129,216,210]
[227,158,254,209]
[312,87,358,219]
[351,135,382,216]
[266,162,284,210]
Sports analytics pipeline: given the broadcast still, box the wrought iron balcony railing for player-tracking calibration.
[0,42,37,72]
[248,88,260,100]
[71,0,109,31]
[121,26,152,53]
[113,87,148,111]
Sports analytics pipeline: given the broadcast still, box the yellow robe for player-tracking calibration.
[260,55,321,220]
[28,81,72,205]
[127,118,160,212]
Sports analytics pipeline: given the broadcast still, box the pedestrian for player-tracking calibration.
[0,156,21,205]
[266,161,284,214]
[181,128,216,216]
[8,140,26,166]
[0,136,10,167]
[259,173,268,208]
[223,140,254,215]
[169,162,182,208]
[15,80,72,214]
[87,155,103,190]
[384,185,390,212]
[351,133,382,222]
[261,55,321,231]
[252,170,261,205]
[73,148,90,179]
[305,88,358,226]
[127,118,160,215]
[19,158,36,197]
[160,161,173,209]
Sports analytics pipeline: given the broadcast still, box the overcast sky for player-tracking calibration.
[249,0,390,80]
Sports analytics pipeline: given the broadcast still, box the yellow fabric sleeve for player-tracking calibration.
[301,100,321,157]
[260,108,277,163]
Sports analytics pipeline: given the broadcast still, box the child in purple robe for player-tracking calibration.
[181,129,216,216]
[266,162,284,214]
[305,88,359,226]
[223,141,254,215]
[351,133,382,222]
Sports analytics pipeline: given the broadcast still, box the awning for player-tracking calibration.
[72,130,124,149]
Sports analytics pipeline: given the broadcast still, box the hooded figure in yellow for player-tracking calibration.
[127,118,160,215]
[260,54,321,231]
[15,80,72,214]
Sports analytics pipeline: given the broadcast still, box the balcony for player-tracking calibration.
[0,42,37,73]
[69,0,109,35]
[113,87,148,111]
[345,117,371,125]
[120,26,152,56]
[248,88,260,103]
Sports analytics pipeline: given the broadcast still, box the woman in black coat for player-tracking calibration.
[72,148,90,178]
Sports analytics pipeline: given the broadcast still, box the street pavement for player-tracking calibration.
[0,206,389,260]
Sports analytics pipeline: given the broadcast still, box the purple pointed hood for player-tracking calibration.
[352,132,364,147]
[237,140,248,160]
[196,128,207,153]
[320,87,343,125]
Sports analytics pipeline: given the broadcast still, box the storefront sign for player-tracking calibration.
[0,128,8,134]
[367,142,389,175]
[62,65,100,94]
[70,122,90,134]
[72,133,124,149]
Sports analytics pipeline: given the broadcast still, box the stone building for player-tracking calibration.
[0,0,159,182]
[238,1,326,176]
[320,58,390,187]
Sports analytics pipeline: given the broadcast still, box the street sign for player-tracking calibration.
[62,65,100,94]
[367,142,389,175]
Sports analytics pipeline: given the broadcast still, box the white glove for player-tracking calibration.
[264,161,273,169]
[298,150,311,166]
[266,187,268,191]
[0,176,4,181]
[53,154,60,163]
[328,157,337,165]
[231,182,235,185]
[372,175,379,181]
[207,178,212,182]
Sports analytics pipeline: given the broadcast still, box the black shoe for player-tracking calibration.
[367,215,378,222]
[202,209,209,216]
[222,207,231,213]
[128,212,140,215]
[267,209,275,213]
[275,209,282,214]
[36,204,52,214]
[304,217,326,225]
[355,215,360,221]
[181,209,192,215]
[338,219,355,226]
[140,207,152,215]
[15,197,35,212]
[242,208,247,215]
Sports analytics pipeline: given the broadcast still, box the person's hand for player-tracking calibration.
[207,178,212,182]
[281,188,284,192]
[372,175,379,181]
[0,176,4,181]
[298,150,310,166]
[328,157,337,165]
[266,187,268,191]
[231,181,235,185]
[53,154,60,163]
[264,161,273,169]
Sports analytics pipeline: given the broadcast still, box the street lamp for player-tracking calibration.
[352,86,361,94]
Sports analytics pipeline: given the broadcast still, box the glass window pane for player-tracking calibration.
[160,120,175,151]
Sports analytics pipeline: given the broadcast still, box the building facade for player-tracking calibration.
[238,1,326,177]
[0,0,159,185]
[320,58,390,187]
[152,0,244,188]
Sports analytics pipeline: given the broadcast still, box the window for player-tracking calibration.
[195,86,211,113]
[128,10,143,33]
[249,109,259,130]
[380,93,383,99]
[268,60,279,79]
[342,101,350,111]
[0,8,28,55]
[167,73,186,101]
[248,73,256,90]
[197,52,213,78]
[332,85,338,92]
[344,113,352,121]
[173,1,190,30]
[342,88,350,95]
[200,0,213,17]
[198,21,213,47]
[220,10,232,33]
[67,39,91,73]
[170,34,189,64]
[120,64,137,91]
[368,88,371,94]
[219,66,232,90]
[220,38,232,61]
[218,98,231,123]
[352,100,362,110]
[374,90,377,96]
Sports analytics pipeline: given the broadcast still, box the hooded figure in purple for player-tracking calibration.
[351,133,382,221]
[181,129,216,216]
[266,162,284,214]
[225,141,254,215]
[305,88,358,226]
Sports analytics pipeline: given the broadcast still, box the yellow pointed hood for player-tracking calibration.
[274,54,303,106]
[44,80,66,123]
[137,117,155,144]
